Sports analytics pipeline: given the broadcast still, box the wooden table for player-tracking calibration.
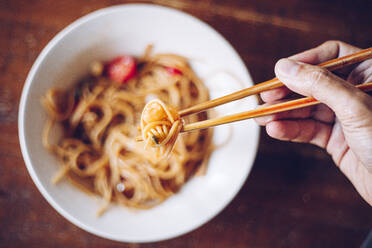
[1,0,371,247]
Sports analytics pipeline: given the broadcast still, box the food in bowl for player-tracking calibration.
[140,99,181,158]
[42,46,214,215]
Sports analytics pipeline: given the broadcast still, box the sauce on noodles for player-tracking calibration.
[42,47,214,215]
[140,99,182,158]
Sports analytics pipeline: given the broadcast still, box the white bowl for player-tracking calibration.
[19,4,259,243]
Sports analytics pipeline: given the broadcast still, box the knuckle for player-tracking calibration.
[323,40,339,46]
[322,40,341,49]
[308,67,330,85]
[306,68,331,96]
[294,63,307,75]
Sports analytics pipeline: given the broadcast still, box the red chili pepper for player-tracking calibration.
[165,66,183,76]
[106,56,136,84]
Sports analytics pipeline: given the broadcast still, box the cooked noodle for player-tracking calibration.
[42,48,214,215]
[140,99,182,158]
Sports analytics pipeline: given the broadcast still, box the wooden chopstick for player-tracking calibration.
[182,82,372,132]
[179,47,372,117]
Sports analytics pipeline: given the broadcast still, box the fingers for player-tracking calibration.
[274,58,371,123]
[260,40,361,103]
[260,86,291,103]
[311,104,335,123]
[347,59,372,84]
[266,120,332,148]
[289,40,361,65]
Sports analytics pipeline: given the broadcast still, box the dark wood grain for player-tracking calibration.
[0,0,371,247]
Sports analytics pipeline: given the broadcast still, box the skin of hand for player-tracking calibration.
[255,41,372,206]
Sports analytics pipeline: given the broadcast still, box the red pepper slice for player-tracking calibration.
[165,66,183,76]
[106,56,136,84]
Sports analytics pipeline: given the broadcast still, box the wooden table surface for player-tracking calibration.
[1,0,371,247]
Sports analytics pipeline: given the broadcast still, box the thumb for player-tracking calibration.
[274,58,370,122]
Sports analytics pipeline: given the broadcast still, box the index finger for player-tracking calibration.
[289,40,361,64]
[261,41,362,103]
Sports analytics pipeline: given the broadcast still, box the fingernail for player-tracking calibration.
[276,59,300,77]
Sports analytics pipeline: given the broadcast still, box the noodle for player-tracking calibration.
[140,99,182,158]
[42,48,214,215]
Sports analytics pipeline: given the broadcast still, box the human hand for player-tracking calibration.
[255,41,372,206]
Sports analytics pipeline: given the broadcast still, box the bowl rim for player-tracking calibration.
[18,3,260,243]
